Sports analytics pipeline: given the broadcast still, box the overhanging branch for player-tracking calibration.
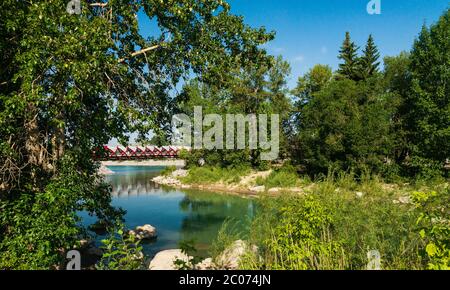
[118,45,161,63]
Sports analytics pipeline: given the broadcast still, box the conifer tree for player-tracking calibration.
[338,32,360,80]
[360,34,381,78]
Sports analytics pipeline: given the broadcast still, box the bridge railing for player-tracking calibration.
[93,145,189,160]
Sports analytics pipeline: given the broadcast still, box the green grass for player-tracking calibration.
[255,165,306,189]
[181,166,251,184]
[160,166,177,176]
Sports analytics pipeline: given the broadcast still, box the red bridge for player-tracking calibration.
[95,145,189,160]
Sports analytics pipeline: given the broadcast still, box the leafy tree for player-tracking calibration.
[401,10,450,176]
[360,34,381,79]
[292,64,333,108]
[383,52,412,166]
[175,55,292,167]
[0,0,273,269]
[295,77,394,175]
[337,32,360,81]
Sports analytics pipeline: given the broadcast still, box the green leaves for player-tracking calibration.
[412,189,450,270]
[0,0,273,268]
[402,9,450,176]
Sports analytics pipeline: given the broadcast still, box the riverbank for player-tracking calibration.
[152,168,312,197]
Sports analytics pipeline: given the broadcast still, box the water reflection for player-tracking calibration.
[95,166,255,257]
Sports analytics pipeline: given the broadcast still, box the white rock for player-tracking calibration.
[356,192,364,198]
[152,176,181,186]
[249,186,265,193]
[129,224,157,240]
[268,187,280,193]
[196,258,214,270]
[149,249,192,270]
[172,169,188,178]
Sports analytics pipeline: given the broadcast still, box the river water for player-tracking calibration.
[81,166,256,258]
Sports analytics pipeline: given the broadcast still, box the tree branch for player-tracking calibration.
[118,45,160,63]
[90,3,108,8]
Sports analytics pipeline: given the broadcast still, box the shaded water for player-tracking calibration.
[81,166,256,258]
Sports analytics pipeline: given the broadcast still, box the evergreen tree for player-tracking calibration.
[338,32,360,81]
[360,34,381,78]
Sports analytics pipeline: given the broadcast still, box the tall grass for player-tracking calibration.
[181,166,251,184]
[237,172,442,269]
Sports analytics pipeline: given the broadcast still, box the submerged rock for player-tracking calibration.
[128,224,157,240]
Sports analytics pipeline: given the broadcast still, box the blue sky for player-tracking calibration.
[227,0,449,88]
[121,0,448,145]
[137,0,448,88]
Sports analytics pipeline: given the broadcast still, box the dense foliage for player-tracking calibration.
[0,0,272,269]
[0,0,448,270]
[292,9,449,179]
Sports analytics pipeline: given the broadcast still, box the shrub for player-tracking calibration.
[243,194,348,270]
[96,228,145,270]
[412,189,450,270]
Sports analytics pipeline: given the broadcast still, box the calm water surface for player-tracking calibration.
[81,166,256,258]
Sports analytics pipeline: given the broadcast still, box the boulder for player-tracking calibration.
[129,224,157,240]
[215,240,257,270]
[149,249,192,270]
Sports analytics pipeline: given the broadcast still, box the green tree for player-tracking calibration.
[360,34,381,79]
[175,55,292,168]
[337,32,360,81]
[402,10,450,176]
[293,64,333,108]
[0,0,273,269]
[296,77,394,175]
[383,52,411,166]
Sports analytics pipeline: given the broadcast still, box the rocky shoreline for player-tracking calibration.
[151,169,307,196]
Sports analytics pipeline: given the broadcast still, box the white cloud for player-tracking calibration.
[273,47,285,53]
[293,55,305,63]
